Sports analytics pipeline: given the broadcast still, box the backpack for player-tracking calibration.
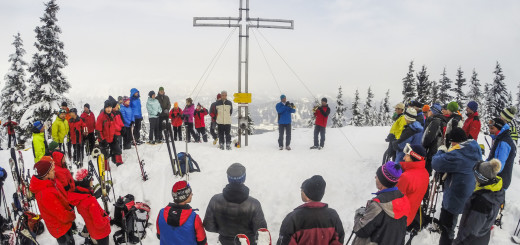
[112,194,151,245]
[12,211,44,245]
[177,152,201,176]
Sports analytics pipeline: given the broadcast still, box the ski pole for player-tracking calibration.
[514,217,520,236]
[346,230,355,244]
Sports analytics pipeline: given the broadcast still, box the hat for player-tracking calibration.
[431,103,442,115]
[410,100,423,108]
[447,101,459,113]
[500,106,518,123]
[474,159,501,184]
[84,103,90,110]
[404,108,417,122]
[52,151,65,168]
[321,97,327,103]
[449,127,468,143]
[442,104,448,110]
[104,100,111,109]
[280,94,286,100]
[34,157,54,179]
[148,91,155,98]
[123,96,130,104]
[74,168,92,188]
[61,101,67,107]
[467,101,478,112]
[489,117,506,130]
[376,161,402,188]
[217,93,221,100]
[58,109,67,115]
[159,87,164,91]
[227,163,246,184]
[394,103,405,110]
[422,105,430,113]
[174,102,178,108]
[33,121,44,131]
[301,175,326,201]
[70,108,78,114]
[48,141,59,152]
[405,144,426,162]
[117,96,123,101]
[171,181,192,204]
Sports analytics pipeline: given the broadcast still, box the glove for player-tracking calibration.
[385,134,396,142]
[354,207,366,223]
[438,145,448,153]
[163,109,168,114]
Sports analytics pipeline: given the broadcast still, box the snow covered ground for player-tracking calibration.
[1,126,520,244]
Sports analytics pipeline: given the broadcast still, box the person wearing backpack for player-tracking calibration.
[422,103,448,175]
[462,101,481,140]
[156,181,207,245]
[68,108,87,167]
[203,163,267,245]
[444,101,463,147]
[170,102,184,141]
[68,169,111,245]
[392,107,424,163]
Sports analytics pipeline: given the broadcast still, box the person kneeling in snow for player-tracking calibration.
[277,175,345,245]
[352,161,410,245]
[68,169,111,245]
[156,181,207,245]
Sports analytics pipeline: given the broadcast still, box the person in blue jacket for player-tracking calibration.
[276,95,296,150]
[130,88,144,144]
[432,127,482,245]
[120,97,134,149]
[393,107,424,163]
[487,117,516,190]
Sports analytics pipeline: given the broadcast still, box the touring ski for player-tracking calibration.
[91,148,110,214]
[234,234,250,245]
[130,125,148,181]
[257,228,272,245]
[162,122,178,176]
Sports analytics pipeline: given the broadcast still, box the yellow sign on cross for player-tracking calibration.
[233,93,252,103]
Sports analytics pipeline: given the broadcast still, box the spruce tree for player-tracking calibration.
[489,62,509,118]
[467,69,482,106]
[22,0,71,135]
[1,33,28,126]
[350,89,362,126]
[332,86,347,128]
[516,82,520,120]
[416,65,431,104]
[246,111,254,135]
[453,67,467,108]
[362,87,375,126]
[431,81,439,104]
[438,68,453,105]
[382,90,392,126]
[402,60,416,104]
[484,83,494,120]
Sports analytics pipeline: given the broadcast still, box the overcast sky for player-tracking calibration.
[1,0,519,104]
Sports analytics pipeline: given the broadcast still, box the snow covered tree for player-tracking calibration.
[402,60,416,104]
[307,99,319,128]
[22,0,71,136]
[243,111,254,135]
[362,87,375,126]
[438,68,453,105]
[430,81,439,104]
[1,33,28,126]
[416,65,431,104]
[516,82,520,120]
[484,83,494,120]
[350,89,362,126]
[453,67,466,108]
[488,62,509,118]
[331,86,347,128]
[382,90,392,126]
[467,69,482,106]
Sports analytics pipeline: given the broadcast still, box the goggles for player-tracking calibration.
[403,143,424,161]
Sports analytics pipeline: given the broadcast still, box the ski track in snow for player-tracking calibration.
[1,126,520,244]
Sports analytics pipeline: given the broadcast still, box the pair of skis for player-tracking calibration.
[89,148,116,214]
[235,228,271,245]
[8,148,36,216]
[162,122,181,177]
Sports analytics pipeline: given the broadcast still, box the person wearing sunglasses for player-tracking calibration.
[487,118,516,190]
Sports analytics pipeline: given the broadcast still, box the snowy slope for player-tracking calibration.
[1,126,520,244]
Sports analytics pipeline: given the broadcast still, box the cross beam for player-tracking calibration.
[194,0,294,147]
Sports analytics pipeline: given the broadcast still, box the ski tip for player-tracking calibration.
[234,234,251,245]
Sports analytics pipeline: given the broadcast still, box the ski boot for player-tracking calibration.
[310,145,319,150]
[285,146,291,151]
[226,144,232,150]
[279,146,283,150]
[219,144,225,150]
[213,138,218,145]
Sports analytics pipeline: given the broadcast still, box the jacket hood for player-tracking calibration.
[68,187,92,206]
[400,160,426,171]
[29,176,55,195]
[449,139,482,161]
[223,183,250,204]
[408,121,424,132]
[296,201,327,210]
[130,88,140,98]
[52,151,65,168]
[162,203,194,227]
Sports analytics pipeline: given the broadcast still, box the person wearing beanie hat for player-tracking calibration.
[422,104,430,113]
[444,102,464,148]
[386,103,407,162]
[462,101,482,141]
[183,98,200,143]
[392,108,424,163]
[352,162,410,245]
[146,90,162,144]
[81,103,96,155]
[97,99,124,166]
[130,88,144,145]
[403,107,417,122]
[32,121,47,163]
[277,175,345,245]
[156,87,171,139]
[276,94,296,150]
[310,98,330,149]
[432,129,482,244]
[487,117,516,190]
[194,103,209,142]
[449,127,468,144]
[208,94,221,144]
[68,106,87,168]
[120,95,135,150]
[441,104,450,116]
[447,101,459,113]
[408,100,425,127]
[29,157,76,243]
[422,105,450,174]
[52,105,70,153]
[431,103,442,115]
[169,102,184,141]
[396,144,429,228]
[500,106,519,144]
[215,90,233,150]
[203,163,267,245]
[454,158,505,244]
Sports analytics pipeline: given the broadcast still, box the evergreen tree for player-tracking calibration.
[332,86,347,128]
[22,0,71,136]
[362,87,375,126]
[453,67,467,108]
[438,68,453,105]
[516,82,520,120]
[430,81,439,104]
[307,99,319,128]
[484,83,494,120]
[416,65,431,104]
[245,111,254,135]
[1,33,28,126]
[488,62,509,118]
[382,90,392,126]
[467,69,482,106]
[402,60,416,103]
[350,89,362,126]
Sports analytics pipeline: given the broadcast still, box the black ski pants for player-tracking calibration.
[133,118,143,142]
[278,124,291,147]
[173,126,182,141]
[218,124,231,145]
[158,116,168,140]
[148,118,160,141]
[57,227,75,245]
[94,236,109,245]
[85,133,96,155]
[122,127,132,149]
[313,125,326,147]
[72,143,83,164]
[439,208,459,245]
[185,122,199,142]
[7,134,16,148]
[196,127,208,142]
[210,121,218,140]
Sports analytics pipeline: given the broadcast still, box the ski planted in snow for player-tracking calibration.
[91,148,110,213]
[130,125,148,181]
[162,122,178,176]
[234,234,250,245]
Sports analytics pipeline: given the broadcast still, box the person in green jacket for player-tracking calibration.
[52,109,69,151]
[32,121,48,163]
[146,91,162,144]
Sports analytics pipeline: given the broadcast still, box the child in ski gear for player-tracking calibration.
[276,94,296,150]
[30,157,76,245]
[156,181,207,245]
[96,100,124,165]
[68,169,111,245]
[209,94,221,144]
[32,121,47,163]
[215,91,233,150]
[68,108,87,166]
[453,159,505,245]
[81,104,96,155]
[130,88,144,144]
[183,98,200,143]
[203,163,267,245]
[352,161,410,245]
[170,102,183,141]
[147,90,162,144]
[277,175,345,245]
[432,127,482,245]
[120,96,134,149]
[156,87,171,140]
[51,151,75,191]
[393,107,424,163]
[500,106,518,144]
[2,117,18,148]
[422,103,448,175]
[462,101,481,140]
[444,101,463,147]
[194,103,208,142]
[310,98,330,149]
[52,109,70,151]
[396,144,429,228]
[487,117,516,190]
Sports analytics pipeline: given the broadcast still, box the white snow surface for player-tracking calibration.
[1,126,520,244]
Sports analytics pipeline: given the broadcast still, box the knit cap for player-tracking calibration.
[489,118,506,130]
[431,103,442,115]
[34,156,54,179]
[159,87,165,91]
[280,94,286,100]
[48,141,59,152]
[148,91,155,98]
[449,127,468,143]
[467,101,478,112]
[422,105,430,113]
[33,121,44,131]
[227,163,246,184]
[474,159,501,184]
[301,175,326,201]
[500,106,518,123]
[404,108,417,122]
[394,103,405,110]
[447,101,459,113]
[172,181,192,203]
[376,161,402,188]
[321,97,327,103]
[84,103,90,110]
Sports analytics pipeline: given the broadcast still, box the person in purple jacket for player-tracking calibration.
[183,98,200,143]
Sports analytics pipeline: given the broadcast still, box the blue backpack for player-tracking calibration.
[177,152,201,176]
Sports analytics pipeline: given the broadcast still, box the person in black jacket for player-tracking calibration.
[209,93,221,145]
[203,163,266,245]
[277,175,344,245]
[421,103,448,175]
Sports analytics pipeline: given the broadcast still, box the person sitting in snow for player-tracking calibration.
[277,175,345,245]
[2,116,18,148]
[156,181,207,245]
[32,121,48,163]
[96,100,123,166]
[392,107,424,163]
[203,163,267,245]
[194,103,209,143]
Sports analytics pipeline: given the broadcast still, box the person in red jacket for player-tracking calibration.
[68,108,87,167]
[396,144,429,229]
[29,157,76,245]
[169,102,183,141]
[68,169,111,245]
[81,104,96,155]
[462,101,481,140]
[2,116,18,148]
[112,102,125,154]
[96,100,123,166]
[310,98,331,150]
[194,103,209,143]
[51,151,75,192]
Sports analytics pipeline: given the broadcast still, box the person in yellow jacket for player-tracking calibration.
[384,103,406,162]
[52,109,69,152]
[32,121,48,163]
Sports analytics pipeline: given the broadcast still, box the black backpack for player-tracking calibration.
[112,194,151,245]
[177,152,201,176]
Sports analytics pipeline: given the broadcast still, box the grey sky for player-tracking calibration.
[1,0,519,103]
